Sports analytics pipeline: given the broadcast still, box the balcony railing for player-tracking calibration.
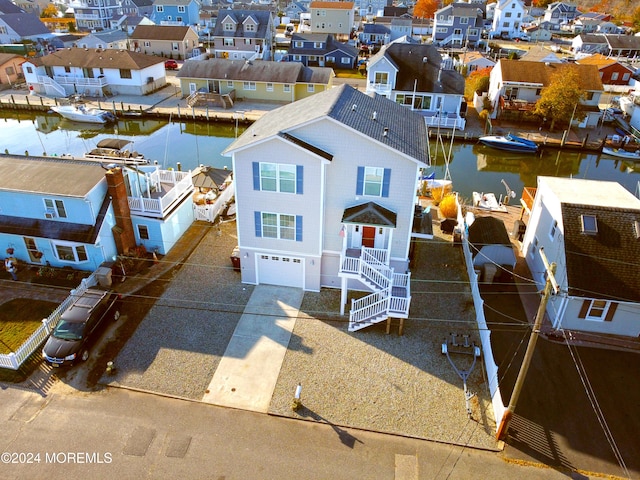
[502,98,537,112]
[53,75,108,87]
[366,83,392,96]
[128,170,193,218]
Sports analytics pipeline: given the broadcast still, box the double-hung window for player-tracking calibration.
[44,198,67,218]
[255,212,302,241]
[356,166,391,197]
[253,162,301,193]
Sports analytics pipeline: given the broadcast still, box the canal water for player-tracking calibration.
[3,111,639,201]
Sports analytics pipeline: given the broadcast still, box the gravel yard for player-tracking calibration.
[102,221,254,399]
[104,220,498,450]
[269,235,498,450]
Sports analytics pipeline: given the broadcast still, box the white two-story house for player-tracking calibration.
[491,0,526,39]
[223,85,430,331]
[522,177,640,338]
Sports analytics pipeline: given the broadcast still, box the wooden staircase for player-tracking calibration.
[341,247,411,332]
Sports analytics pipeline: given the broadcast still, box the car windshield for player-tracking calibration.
[52,319,85,340]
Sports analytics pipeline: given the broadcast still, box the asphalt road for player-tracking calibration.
[481,281,640,479]
[0,384,587,480]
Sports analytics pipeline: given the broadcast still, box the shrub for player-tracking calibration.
[439,193,458,219]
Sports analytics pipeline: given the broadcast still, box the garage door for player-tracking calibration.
[257,254,304,288]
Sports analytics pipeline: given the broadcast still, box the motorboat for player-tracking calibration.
[478,133,539,153]
[51,103,116,124]
[601,146,640,161]
[83,138,149,165]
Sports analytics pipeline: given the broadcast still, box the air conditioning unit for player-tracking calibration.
[45,209,57,219]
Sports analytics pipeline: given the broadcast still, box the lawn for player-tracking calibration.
[333,69,365,79]
[0,299,58,354]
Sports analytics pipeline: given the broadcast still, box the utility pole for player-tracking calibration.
[496,248,558,440]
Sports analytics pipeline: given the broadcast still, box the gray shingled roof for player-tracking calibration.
[1,13,50,36]
[224,84,429,165]
[0,0,23,14]
[29,48,164,70]
[212,10,272,39]
[87,30,129,43]
[372,43,465,94]
[177,59,333,84]
[562,203,640,302]
[130,25,195,41]
[468,216,512,248]
[606,34,640,50]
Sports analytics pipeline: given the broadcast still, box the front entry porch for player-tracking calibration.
[338,201,412,332]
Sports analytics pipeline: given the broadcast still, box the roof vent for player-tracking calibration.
[383,127,388,137]
[423,56,428,63]
[372,111,377,121]
[352,104,357,111]
[634,220,640,239]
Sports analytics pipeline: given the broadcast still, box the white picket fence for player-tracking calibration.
[458,201,506,432]
[0,273,97,370]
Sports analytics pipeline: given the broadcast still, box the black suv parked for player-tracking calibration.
[42,289,121,367]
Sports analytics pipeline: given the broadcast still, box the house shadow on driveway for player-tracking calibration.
[267,237,500,451]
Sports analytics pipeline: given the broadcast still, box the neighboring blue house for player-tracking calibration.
[285,1,309,20]
[366,42,467,129]
[543,1,580,26]
[359,23,390,46]
[150,0,200,26]
[432,2,483,48]
[287,33,358,68]
[0,156,195,273]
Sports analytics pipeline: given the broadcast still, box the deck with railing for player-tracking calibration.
[128,170,193,217]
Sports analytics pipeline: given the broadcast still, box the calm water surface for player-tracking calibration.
[2,112,639,200]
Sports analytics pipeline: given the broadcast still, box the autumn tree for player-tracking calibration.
[464,66,492,100]
[413,0,438,19]
[40,4,59,18]
[534,67,585,132]
[632,5,640,31]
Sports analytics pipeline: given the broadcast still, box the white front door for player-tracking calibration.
[189,83,197,95]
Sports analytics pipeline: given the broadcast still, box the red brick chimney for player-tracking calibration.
[105,167,136,255]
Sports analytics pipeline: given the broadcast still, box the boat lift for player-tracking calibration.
[442,332,481,418]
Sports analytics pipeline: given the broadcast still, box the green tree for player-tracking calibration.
[534,67,585,132]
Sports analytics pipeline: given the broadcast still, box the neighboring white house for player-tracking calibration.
[22,48,166,97]
[486,59,604,127]
[74,30,129,50]
[522,177,640,338]
[223,84,430,332]
[491,0,526,39]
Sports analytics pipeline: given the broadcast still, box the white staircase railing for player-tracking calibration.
[349,288,391,331]
[38,75,66,97]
